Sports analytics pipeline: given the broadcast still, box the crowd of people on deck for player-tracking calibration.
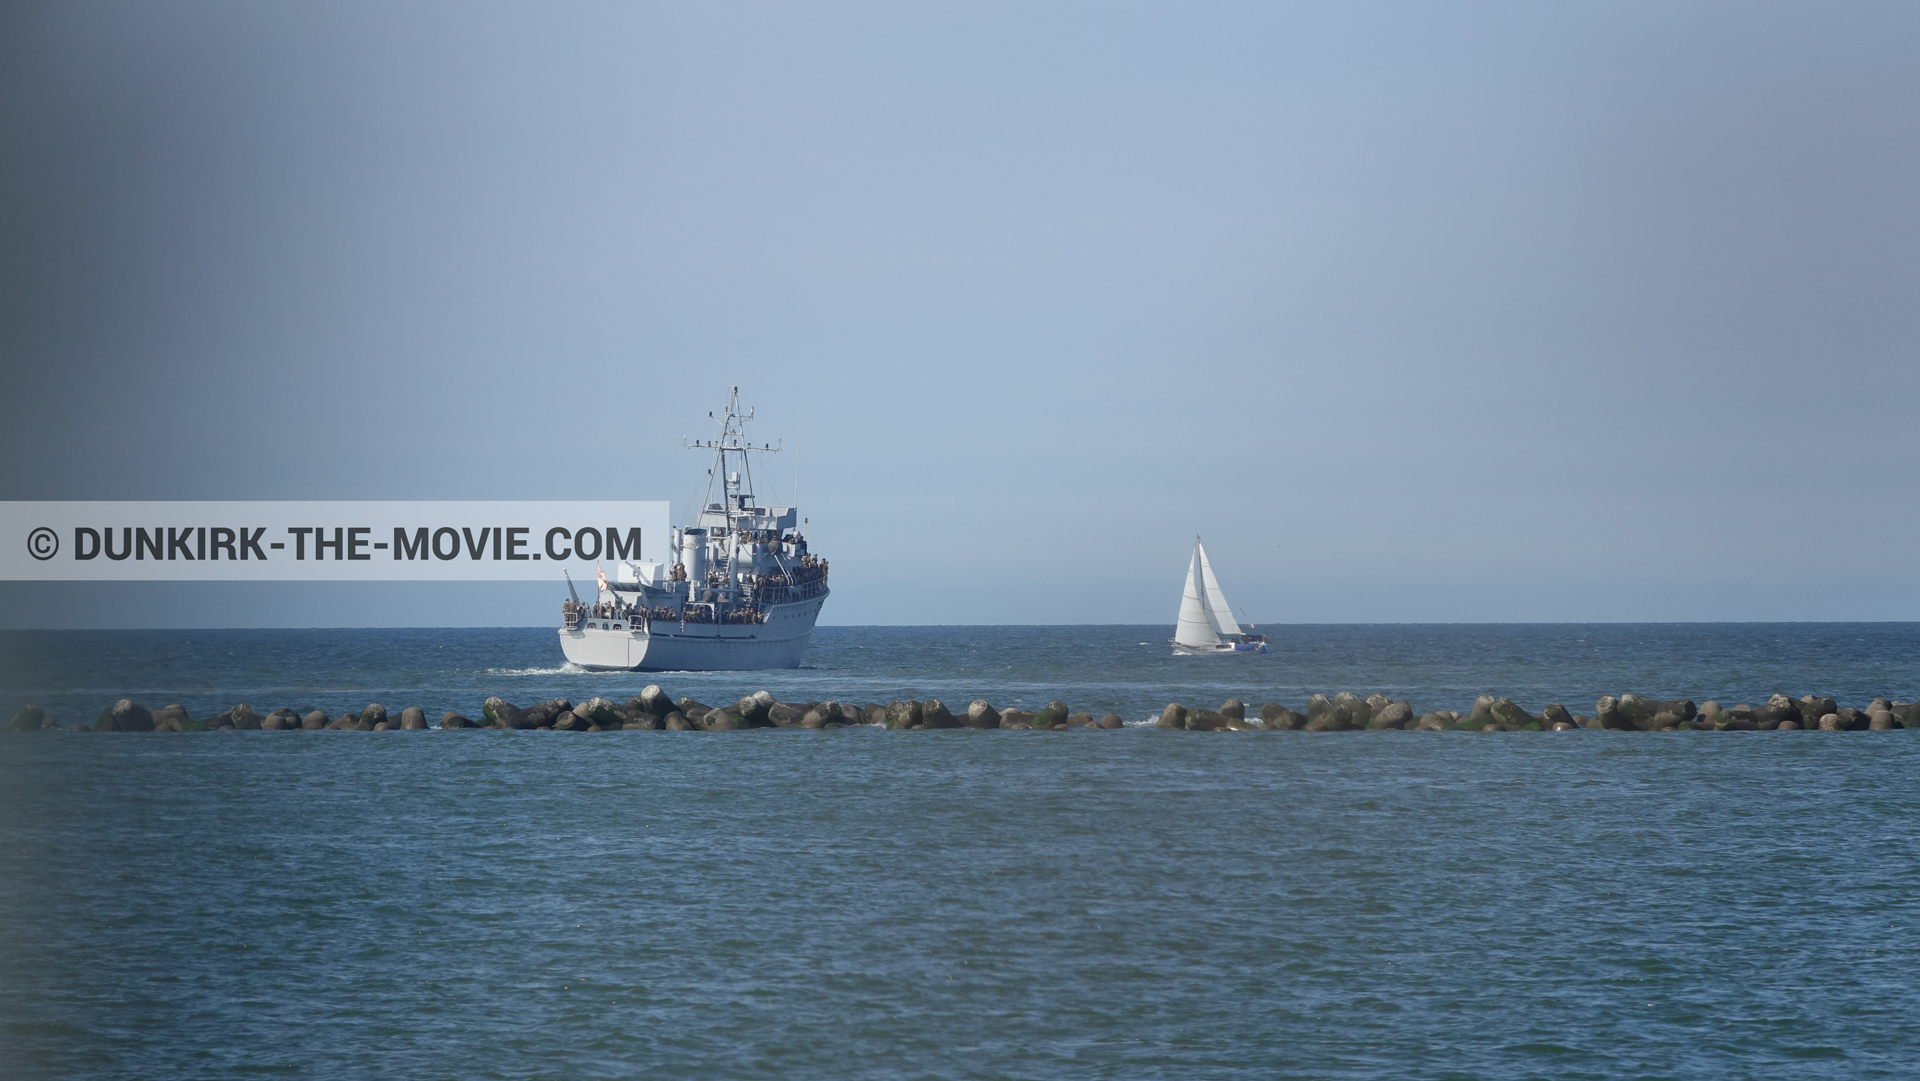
[566,595,770,628]
[755,552,828,597]
[646,603,764,625]
[560,528,826,630]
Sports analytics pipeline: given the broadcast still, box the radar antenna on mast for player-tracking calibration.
[681,386,783,526]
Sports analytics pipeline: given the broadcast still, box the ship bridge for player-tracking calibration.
[696,502,796,534]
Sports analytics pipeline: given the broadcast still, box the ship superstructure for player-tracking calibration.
[558,388,828,671]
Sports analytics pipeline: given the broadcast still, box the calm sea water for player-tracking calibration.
[3,624,1919,1079]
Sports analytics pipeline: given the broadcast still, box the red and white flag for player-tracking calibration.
[596,563,607,592]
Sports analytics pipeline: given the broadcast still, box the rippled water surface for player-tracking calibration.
[3,625,1919,1078]
[3,622,1918,724]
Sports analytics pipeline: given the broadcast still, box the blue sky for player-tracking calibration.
[2,1,1916,626]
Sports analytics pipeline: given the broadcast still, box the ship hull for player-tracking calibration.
[559,591,827,671]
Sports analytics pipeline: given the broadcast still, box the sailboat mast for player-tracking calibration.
[1174,537,1222,649]
[1196,539,1244,636]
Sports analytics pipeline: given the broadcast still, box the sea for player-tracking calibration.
[2,623,1918,1079]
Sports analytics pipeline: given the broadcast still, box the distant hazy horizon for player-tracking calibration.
[3,583,1920,633]
[4,2,1916,628]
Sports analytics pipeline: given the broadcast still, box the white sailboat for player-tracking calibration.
[1171,537,1270,655]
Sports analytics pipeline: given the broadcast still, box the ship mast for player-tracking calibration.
[684,386,782,530]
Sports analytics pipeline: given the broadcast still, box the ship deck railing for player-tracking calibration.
[753,577,829,605]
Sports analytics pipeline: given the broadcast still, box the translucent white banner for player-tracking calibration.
[0,501,671,580]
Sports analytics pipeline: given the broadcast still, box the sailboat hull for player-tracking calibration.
[1170,638,1270,655]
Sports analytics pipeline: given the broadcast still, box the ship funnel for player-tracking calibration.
[680,528,708,591]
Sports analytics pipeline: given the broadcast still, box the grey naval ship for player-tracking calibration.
[557,388,828,671]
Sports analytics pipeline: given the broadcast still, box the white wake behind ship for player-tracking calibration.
[557,388,828,671]
[1171,537,1269,655]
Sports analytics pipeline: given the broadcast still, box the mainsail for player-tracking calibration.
[1196,542,1243,637]
[1174,546,1221,648]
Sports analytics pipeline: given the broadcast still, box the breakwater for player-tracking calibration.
[11,686,1918,733]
